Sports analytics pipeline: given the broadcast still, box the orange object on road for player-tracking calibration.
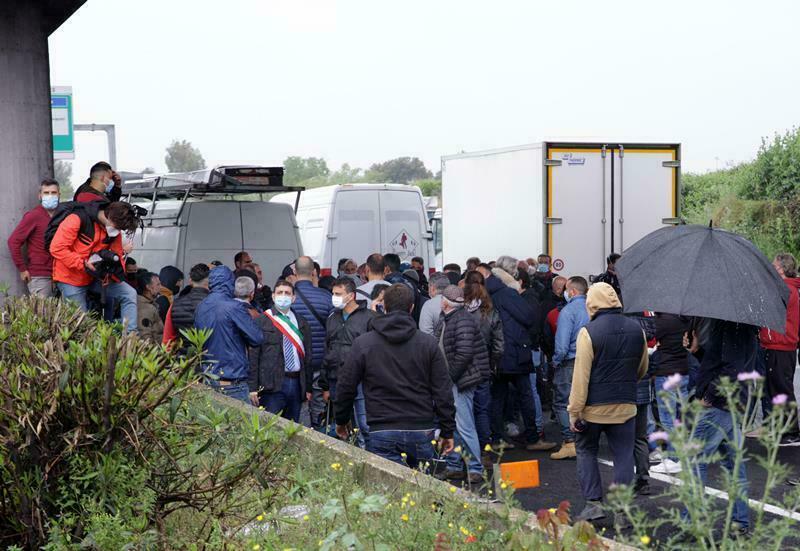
[499,460,540,489]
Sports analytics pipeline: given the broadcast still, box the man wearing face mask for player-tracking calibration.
[73,161,122,203]
[533,254,559,301]
[320,277,376,444]
[136,272,164,343]
[8,178,60,297]
[248,279,312,421]
[49,201,141,330]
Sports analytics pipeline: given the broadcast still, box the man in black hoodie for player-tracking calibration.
[335,284,456,468]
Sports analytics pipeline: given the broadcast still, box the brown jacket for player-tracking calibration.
[567,283,648,425]
[137,294,164,344]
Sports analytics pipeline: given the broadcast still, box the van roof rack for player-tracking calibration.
[122,165,304,198]
[123,165,305,224]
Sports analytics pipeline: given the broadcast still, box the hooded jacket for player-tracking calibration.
[292,280,333,372]
[320,302,377,391]
[249,307,313,397]
[467,301,504,374]
[49,213,125,287]
[567,283,648,425]
[759,277,800,351]
[435,306,488,390]
[334,310,456,437]
[167,285,210,351]
[194,266,264,380]
[485,270,538,374]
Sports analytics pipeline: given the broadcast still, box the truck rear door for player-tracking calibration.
[545,144,678,278]
[379,189,428,264]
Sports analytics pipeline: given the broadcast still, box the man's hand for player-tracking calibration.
[249,392,259,407]
[111,170,122,186]
[569,420,579,433]
[699,397,712,408]
[20,271,31,283]
[322,390,330,402]
[306,392,313,402]
[336,423,352,440]
[438,437,455,455]
[123,241,134,254]
[84,259,97,272]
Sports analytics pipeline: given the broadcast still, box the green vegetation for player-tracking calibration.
[682,127,800,258]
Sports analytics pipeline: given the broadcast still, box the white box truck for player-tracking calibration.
[271,184,435,276]
[441,141,680,278]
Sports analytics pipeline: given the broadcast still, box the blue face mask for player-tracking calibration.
[537,264,549,273]
[105,179,116,193]
[41,195,59,210]
[274,295,292,311]
[564,290,572,302]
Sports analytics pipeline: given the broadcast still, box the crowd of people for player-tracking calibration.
[7,163,800,532]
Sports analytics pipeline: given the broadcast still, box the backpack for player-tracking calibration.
[44,201,106,253]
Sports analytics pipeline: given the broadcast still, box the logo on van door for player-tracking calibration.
[560,153,586,165]
[389,229,418,260]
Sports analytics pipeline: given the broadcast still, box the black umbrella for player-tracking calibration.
[615,224,789,332]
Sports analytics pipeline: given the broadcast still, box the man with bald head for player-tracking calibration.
[292,256,334,429]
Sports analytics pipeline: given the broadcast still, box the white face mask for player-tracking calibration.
[332,295,348,310]
[106,225,120,237]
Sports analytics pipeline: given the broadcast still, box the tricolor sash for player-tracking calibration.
[265,310,305,358]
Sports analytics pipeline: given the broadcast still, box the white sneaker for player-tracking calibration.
[649,449,664,463]
[651,459,682,474]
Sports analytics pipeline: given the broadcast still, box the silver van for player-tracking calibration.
[123,166,304,286]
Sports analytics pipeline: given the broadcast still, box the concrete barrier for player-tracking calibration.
[205,388,635,550]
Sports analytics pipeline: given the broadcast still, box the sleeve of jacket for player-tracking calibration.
[302,319,314,395]
[248,320,264,393]
[553,305,574,366]
[108,184,122,203]
[232,305,265,347]
[637,330,649,381]
[490,310,505,365]
[162,305,177,345]
[567,328,594,423]
[7,211,36,272]
[419,300,437,335]
[319,318,334,391]
[449,314,476,382]
[48,215,88,272]
[334,337,364,425]
[429,343,457,439]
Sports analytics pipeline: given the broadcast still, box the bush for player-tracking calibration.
[0,296,294,549]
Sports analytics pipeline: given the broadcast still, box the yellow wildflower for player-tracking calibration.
[303,515,309,521]
[449,486,457,493]
[256,514,264,521]
[402,495,409,503]
[448,522,454,528]
[454,446,462,453]
[400,452,408,459]
[348,461,354,467]
[500,482,508,489]
[460,526,470,536]
[640,535,651,546]
[252,546,260,551]
[548,508,556,514]
[410,500,416,507]
[484,443,492,452]
[463,502,469,509]
[431,439,437,445]
[401,514,409,522]
[330,463,342,471]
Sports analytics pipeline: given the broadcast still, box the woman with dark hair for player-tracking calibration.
[156,265,184,322]
[464,270,504,462]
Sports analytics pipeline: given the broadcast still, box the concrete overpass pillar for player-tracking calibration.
[0,1,85,296]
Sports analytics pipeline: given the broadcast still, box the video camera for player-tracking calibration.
[86,249,126,283]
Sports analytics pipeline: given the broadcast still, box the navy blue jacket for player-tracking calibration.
[292,280,333,372]
[485,274,537,374]
[585,308,645,406]
[194,266,264,380]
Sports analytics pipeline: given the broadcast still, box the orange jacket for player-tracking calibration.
[50,214,125,287]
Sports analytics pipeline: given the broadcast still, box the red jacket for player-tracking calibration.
[7,205,53,277]
[760,277,800,351]
[49,214,125,287]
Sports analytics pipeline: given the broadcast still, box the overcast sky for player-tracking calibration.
[49,0,800,181]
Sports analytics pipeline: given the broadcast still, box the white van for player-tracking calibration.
[124,166,304,286]
[272,184,434,275]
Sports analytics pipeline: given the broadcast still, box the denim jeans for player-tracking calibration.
[354,384,370,448]
[473,382,491,449]
[490,373,539,444]
[447,386,483,475]
[530,351,544,433]
[261,376,302,422]
[553,362,575,442]
[58,280,138,332]
[655,374,689,456]
[368,429,436,470]
[206,379,250,404]
[688,406,749,528]
[576,417,635,502]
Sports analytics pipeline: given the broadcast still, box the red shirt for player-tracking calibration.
[760,277,800,351]
[76,191,105,202]
[7,205,53,277]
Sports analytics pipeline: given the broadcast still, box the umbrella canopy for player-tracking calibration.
[615,224,789,332]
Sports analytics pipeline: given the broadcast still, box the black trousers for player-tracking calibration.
[765,349,799,435]
[634,404,650,483]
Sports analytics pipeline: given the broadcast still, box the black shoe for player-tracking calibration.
[445,469,466,481]
[634,479,651,496]
[779,434,800,447]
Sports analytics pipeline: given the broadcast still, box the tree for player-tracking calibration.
[54,160,74,200]
[165,139,206,172]
[367,157,432,184]
[414,178,441,198]
[141,166,156,174]
[283,156,330,186]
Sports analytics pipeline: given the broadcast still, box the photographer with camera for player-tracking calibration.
[49,201,143,332]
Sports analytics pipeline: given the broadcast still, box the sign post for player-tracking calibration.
[51,86,74,160]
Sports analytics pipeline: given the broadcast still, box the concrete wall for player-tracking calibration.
[0,2,54,296]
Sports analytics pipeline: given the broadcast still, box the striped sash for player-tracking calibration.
[265,310,305,358]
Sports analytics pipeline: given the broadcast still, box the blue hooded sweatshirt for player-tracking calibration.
[194,266,264,380]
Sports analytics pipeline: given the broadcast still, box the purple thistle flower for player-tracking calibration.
[662,373,683,391]
[648,431,670,443]
[737,371,762,382]
[772,394,788,406]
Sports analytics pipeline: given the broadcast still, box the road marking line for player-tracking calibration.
[596,458,800,522]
